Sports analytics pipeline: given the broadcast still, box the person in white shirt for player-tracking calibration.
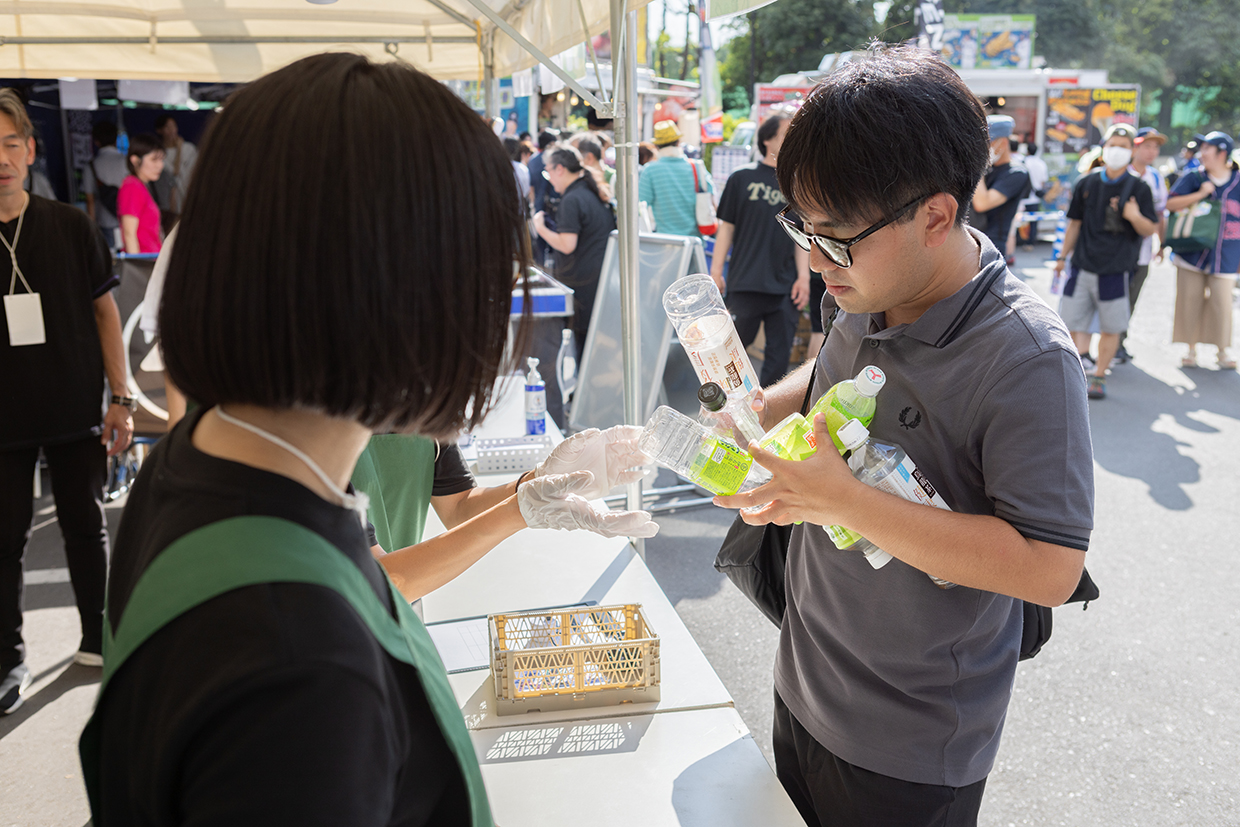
[153,114,198,229]
[82,121,128,248]
[1016,142,1049,248]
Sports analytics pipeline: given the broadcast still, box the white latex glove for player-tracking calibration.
[532,425,653,499]
[518,471,659,539]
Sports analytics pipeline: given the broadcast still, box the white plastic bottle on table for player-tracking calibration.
[639,406,771,496]
[524,357,546,436]
[663,274,761,399]
[556,328,578,404]
[836,419,956,588]
[697,382,765,447]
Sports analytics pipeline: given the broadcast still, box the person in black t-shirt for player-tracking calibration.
[0,89,133,713]
[91,55,654,827]
[971,115,1031,265]
[532,145,616,358]
[1053,123,1158,399]
[710,111,811,387]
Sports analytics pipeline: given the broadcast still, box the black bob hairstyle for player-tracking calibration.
[776,44,989,229]
[125,133,164,175]
[160,53,530,438]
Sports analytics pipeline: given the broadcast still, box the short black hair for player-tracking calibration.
[756,110,791,159]
[161,52,529,438]
[154,113,176,131]
[537,129,559,150]
[92,120,118,147]
[126,133,164,174]
[777,44,988,227]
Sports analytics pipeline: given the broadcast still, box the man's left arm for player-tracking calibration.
[93,292,134,456]
[718,348,1092,607]
[973,168,1027,213]
[1123,181,1159,238]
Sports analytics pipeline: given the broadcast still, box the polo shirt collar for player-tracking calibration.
[864,227,1007,348]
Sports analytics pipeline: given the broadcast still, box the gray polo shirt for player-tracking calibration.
[776,230,1093,788]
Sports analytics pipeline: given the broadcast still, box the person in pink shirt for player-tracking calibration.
[117,133,164,254]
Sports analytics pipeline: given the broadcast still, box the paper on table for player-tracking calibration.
[426,616,492,674]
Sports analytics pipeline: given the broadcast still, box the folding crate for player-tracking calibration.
[489,604,661,716]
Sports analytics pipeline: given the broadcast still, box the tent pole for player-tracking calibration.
[611,0,644,559]
[483,31,496,118]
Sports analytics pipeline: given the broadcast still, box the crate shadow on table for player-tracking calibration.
[475,716,653,764]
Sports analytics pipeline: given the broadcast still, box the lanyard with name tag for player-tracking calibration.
[2,192,45,347]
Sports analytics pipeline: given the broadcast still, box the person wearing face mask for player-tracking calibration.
[970,115,1030,266]
[1053,123,1159,399]
[1164,130,1240,370]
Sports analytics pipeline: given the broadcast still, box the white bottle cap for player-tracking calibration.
[854,366,886,397]
[838,419,870,451]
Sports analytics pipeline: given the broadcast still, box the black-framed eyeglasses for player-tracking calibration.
[776,194,933,269]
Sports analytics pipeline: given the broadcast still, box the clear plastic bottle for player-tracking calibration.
[556,328,578,407]
[639,406,771,496]
[524,357,546,436]
[807,365,886,453]
[837,419,956,588]
[663,274,761,398]
[697,382,765,447]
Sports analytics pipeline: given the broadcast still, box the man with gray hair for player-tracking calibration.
[0,88,132,713]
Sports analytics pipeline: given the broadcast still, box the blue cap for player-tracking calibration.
[987,115,1015,141]
[1196,131,1235,154]
[1135,127,1167,145]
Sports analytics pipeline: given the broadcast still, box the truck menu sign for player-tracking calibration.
[1043,86,1140,156]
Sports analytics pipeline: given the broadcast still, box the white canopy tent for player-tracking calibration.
[1,0,653,550]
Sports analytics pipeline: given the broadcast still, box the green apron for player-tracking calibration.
[351,434,438,552]
[78,515,491,827]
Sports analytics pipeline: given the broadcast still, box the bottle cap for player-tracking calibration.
[528,357,539,369]
[854,365,886,397]
[837,419,870,451]
[562,329,573,342]
[697,382,726,411]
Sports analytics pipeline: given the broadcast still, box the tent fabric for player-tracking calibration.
[0,0,648,82]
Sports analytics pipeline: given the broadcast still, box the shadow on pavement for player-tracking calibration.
[1089,362,1240,509]
[0,662,100,741]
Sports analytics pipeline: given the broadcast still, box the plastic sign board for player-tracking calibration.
[940,14,1036,70]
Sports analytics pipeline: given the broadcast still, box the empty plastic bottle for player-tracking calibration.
[639,406,771,496]
[663,274,761,398]
[836,419,956,588]
[698,382,765,447]
[808,365,886,453]
[556,328,578,406]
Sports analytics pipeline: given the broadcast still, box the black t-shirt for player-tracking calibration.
[432,442,475,496]
[973,161,1031,252]
[99,406,469,826]
[715,162,798,294]
[1067,169,1157,274]
[553,176,616,292]
[0,195,116,450]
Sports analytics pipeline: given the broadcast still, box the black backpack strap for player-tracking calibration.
[800,306,839,415]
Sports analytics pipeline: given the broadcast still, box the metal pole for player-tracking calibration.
[611,0,644,559]
[483,32,496,119]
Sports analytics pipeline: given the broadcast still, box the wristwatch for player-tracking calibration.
[111,394,137,412]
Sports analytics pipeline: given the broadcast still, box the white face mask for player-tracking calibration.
[988,147,1001,165]
[1102,146,1133,169]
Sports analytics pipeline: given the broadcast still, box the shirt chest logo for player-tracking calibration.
[899,406,922,430]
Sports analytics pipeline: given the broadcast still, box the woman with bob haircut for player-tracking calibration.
[79,53,654,826]
[117,132,164,253]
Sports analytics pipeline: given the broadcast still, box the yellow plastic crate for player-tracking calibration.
[489,604,661,716]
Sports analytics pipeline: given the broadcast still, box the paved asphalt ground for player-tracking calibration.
[3,243,1238,826]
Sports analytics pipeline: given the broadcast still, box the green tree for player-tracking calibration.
[718,0,878,95]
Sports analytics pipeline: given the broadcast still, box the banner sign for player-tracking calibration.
[940,14,1035,70]
[1043,86,1140,156]
[914,1,946,53]
[753,85,812,123]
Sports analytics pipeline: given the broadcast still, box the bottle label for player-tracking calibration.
[872,456,951,510]
[688,437,753,495]
[525,385,546,435]
[824,522,864,549]
[687,331,760,395]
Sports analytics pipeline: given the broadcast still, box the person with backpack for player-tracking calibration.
[82,120,127,249]
[1164,130,1239,370]
[1052,123,1159,399]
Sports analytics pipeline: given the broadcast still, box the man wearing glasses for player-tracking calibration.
[717,46,1093,827]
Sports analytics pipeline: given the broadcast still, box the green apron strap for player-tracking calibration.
[79,515,490,827]
[350,434,437,552]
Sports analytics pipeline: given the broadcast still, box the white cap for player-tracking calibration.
[854,366,885,397]
[838,419,870,451]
